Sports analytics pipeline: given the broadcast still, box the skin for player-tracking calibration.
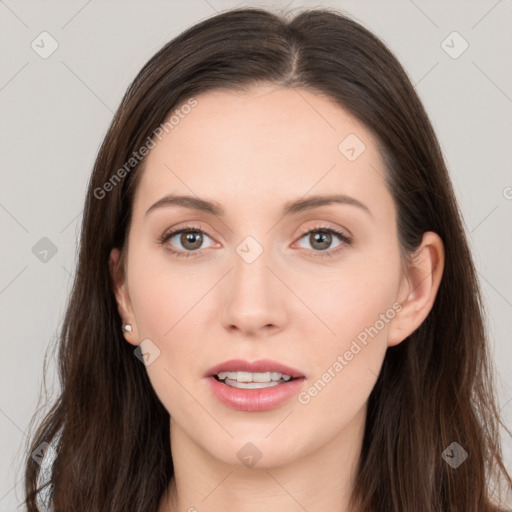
[110,84,444,512]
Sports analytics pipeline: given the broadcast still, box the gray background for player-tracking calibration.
[1,0,511,509]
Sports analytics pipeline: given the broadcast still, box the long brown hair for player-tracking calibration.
[22,7,511,511]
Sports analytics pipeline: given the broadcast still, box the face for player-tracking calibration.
[110,84,428,469]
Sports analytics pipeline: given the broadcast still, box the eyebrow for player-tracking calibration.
[145,193,372,218]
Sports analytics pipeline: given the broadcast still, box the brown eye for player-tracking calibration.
[178,230,204,251]
[297,228,348,252]
[308,231,333,251]
[160,226,215,257]
[293,226,352,259]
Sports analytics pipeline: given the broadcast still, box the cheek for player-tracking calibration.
[294,292,391,438]
[293,252,399,409]
[295,246,400,343]
[128,271,200,415]
[126,256,210,407]
[129,255,201,339]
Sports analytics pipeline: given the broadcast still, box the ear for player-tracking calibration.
[387,231,445,347]
[109,248,139,346]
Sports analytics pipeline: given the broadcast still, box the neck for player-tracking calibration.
[159,404,366,512]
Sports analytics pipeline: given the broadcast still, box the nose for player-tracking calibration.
[219,242,288,337]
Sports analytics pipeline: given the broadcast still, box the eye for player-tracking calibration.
[158,225,215,258]
[294,226,351,258]
[158,224,352,259]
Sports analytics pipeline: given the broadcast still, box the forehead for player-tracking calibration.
[133,84,392,220]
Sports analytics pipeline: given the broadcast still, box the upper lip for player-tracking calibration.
[206,359,305,379]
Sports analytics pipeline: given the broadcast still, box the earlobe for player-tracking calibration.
[387,231,445,347]
[109,248,139,345]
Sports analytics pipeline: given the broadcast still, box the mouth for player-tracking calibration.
[213,371,300,389]
[205,358,306,411]
[206,358,305,383]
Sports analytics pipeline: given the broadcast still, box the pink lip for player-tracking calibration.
[206,375,306,412]
[205,359,306,412]
[205,358,305,379]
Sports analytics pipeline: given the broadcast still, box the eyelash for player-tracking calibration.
[158,224,352,259]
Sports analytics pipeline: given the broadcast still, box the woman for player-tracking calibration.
[22,7,511,512]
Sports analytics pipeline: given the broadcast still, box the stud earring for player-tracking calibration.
[122,323,132,333]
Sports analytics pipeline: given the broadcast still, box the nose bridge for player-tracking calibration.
[220,231,286,334]
[233,234,272,292]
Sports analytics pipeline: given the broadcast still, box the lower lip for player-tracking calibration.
[207,376,306,412]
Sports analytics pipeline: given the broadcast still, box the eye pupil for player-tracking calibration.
[311,231,331,250]
[181,230,203,250]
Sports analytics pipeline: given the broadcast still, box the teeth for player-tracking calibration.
[225,380,280,389]
[217,371,293,382]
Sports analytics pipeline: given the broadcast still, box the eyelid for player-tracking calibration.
[292,223,351,258]
[295,221,351,240]
[159,223,218,247]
